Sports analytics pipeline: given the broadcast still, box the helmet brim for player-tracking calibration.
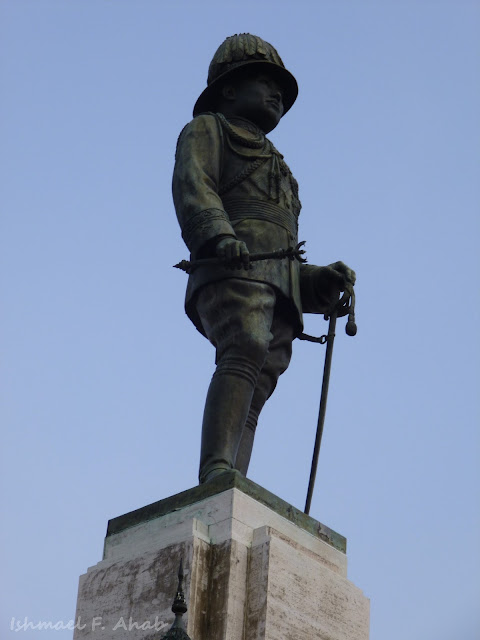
[193,60,298,118]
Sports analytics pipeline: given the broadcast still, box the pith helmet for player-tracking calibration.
[193,33,298,117]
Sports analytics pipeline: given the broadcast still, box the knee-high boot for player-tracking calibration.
[234,422,256,476]
[199,371,255,484]
[234,326,293,476]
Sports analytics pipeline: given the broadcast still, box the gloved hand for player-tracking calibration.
[216,237,250,270]
[300,261,356,314]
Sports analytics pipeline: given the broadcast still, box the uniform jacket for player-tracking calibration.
[172,113,324,336]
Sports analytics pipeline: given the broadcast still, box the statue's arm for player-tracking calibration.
[300,262,356,314]
[172,114,236,258]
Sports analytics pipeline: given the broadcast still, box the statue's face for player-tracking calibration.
[224,72,284,133]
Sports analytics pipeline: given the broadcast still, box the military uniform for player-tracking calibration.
[172,35,337,483]
[174,111,306,333]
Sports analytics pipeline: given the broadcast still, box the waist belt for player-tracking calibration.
[223,199,298,237]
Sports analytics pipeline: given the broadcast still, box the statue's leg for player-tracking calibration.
[196,279,276,484]
[234,311,294,476]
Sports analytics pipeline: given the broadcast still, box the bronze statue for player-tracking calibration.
[173,34,355,484]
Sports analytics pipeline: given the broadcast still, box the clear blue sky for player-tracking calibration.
[1,2,479,639]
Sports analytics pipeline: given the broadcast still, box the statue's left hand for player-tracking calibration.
[302,261,356,314]
[326,261,356,289]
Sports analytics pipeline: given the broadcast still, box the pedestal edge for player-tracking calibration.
[106,471,346,553]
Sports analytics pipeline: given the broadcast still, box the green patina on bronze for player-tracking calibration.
[172,34,356,497]
[106,470,346,554]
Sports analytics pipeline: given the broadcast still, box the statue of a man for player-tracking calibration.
[173,34,355,484]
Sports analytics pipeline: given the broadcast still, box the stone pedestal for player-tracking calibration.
[73,472,369,640]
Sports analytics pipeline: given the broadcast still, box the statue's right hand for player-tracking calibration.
[216,237,250,270]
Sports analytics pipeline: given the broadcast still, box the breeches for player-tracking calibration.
[196,278,294,444]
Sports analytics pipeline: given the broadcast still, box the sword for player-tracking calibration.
[301,284,357,515]
[173,242,307,274]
